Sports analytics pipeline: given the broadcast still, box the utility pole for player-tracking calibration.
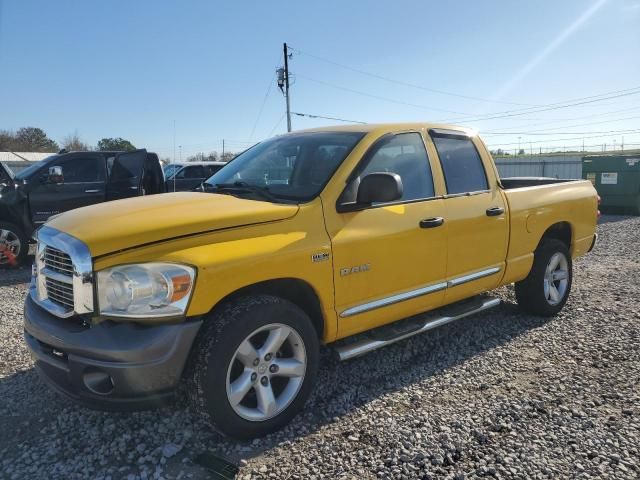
[222,139,225,159]
[173,120,176,163]
[283,43,292,132]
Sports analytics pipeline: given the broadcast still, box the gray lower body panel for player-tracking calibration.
[23,295,202,411]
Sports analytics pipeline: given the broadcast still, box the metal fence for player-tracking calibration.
[494,155,582,179]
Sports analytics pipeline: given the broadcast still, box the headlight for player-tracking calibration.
[97,263,195,318]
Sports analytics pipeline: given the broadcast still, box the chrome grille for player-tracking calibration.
[32,226,94,319]
[44,246,74,276]
[45,277,75,309]
[42,246,75,312]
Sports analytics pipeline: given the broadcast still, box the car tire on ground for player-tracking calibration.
[187,294,319,439]
[0,222,28,268]
[515,238,573,317]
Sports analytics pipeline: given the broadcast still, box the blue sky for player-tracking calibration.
[1,0,639,160]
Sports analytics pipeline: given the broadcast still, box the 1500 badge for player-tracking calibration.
[340,263,370,276]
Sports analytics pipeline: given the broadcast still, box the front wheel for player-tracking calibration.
[0,222,28,268]
[515,239,572,317]
[187,295,319,439]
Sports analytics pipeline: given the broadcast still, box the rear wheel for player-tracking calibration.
[515,239,572,317]
[187,295,319,439]
[0,222,27,268]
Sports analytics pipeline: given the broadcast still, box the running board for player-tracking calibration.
[334,296,501,361]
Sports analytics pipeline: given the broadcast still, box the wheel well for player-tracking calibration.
[539,222,572,250]
[216,278,325,339]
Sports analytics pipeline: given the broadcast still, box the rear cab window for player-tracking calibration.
[430,130,488,195]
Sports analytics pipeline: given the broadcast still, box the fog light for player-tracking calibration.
[83,368,114,395]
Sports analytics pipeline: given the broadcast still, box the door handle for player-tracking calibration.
[129,186,139,190]
[419,217,444,228]
[84,189,100,193]
[486,206,505,217]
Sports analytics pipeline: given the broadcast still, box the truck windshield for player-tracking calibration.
[204,131,365,202]
[14,158,52,180]
[163,164,182,179]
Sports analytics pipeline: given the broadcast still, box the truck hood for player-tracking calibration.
[46,192,299,257]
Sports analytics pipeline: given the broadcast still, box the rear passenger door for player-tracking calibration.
[106,150,147,200]
[428,129,508,302]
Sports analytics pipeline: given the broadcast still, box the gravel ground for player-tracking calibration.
[1,215,639,480]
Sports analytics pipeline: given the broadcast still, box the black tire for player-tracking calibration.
[187,295,319,439]
[0,222,28,268]
[515,239,572,317]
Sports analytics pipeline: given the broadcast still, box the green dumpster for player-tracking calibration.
[582,155,640,215]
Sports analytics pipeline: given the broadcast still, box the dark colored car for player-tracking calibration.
[0,149,165,266]
[164,161,227,192]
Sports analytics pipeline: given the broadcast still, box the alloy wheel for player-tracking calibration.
[225,323,307,422]
[0,229,21,265]
[543,252,569,305]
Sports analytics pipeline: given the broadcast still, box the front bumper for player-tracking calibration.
[24,294,202,411]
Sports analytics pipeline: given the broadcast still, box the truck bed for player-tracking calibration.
[500,177,598,266]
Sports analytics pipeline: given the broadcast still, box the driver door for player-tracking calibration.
[28,154,106,225]
[325,132,448,338]
[107,150,147,200]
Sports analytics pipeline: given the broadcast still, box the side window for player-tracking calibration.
[343,132,435,204]
[179,166,205,179]
[431,134,488,194]
[205,165,222,177]
[59,156,105,183]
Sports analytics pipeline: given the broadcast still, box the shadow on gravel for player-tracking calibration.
[0,267,32,287]
[598,214,636,224]
[0,294,550,469]
[233,297,550,458]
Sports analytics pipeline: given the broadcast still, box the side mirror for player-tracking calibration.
[356,172,403,204]
[48,166,64,184]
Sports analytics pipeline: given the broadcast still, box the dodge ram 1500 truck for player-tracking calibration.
[23,123,598,439]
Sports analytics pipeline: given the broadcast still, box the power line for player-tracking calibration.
[297,73,469,115]
[288,45,538,107]
[485,129,640,146]
[292,112,367,124]
[443,87,640,123]
[298,70,640,126]
[482,114,640,135]
[482,104,640,132]
[484,127,640,136]
[248,70,277,143]
[268,113,286,136]
[288,44,640,124]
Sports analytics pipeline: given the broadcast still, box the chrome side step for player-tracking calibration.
[334,296,501,361]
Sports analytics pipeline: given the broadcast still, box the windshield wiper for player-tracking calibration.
[211,182,278,202]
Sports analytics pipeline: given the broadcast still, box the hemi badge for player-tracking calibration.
[312,252,330,263]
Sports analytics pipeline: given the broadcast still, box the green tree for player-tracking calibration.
[97,137,136,151]
[14,127,59,152]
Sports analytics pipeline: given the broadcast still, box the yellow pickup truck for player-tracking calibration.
[24,123,598,438]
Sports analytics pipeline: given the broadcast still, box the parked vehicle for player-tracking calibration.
[164,161,227,192]
[24,124,598,438]
[0,150,164,266]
